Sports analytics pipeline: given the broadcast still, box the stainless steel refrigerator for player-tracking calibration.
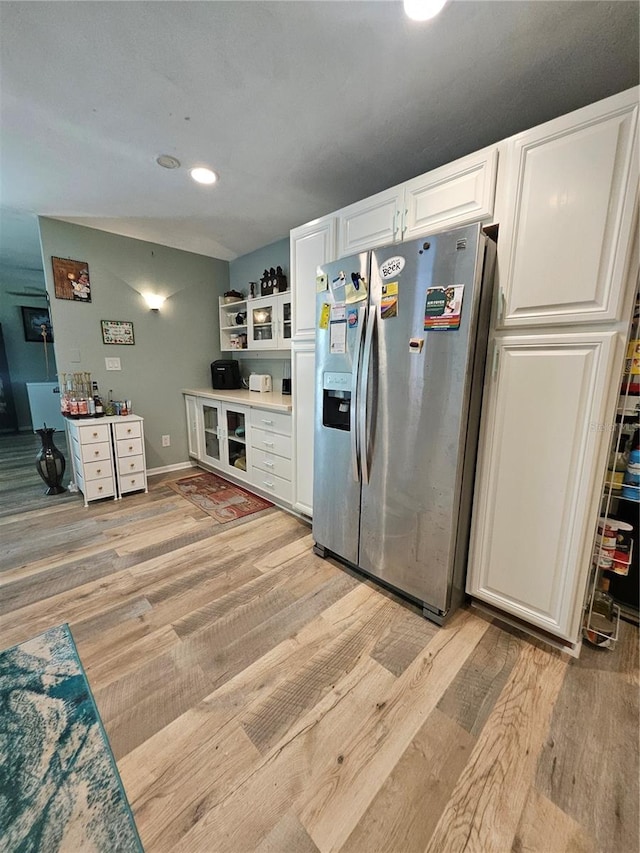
[312,223,496,623]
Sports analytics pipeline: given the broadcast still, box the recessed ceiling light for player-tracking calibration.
[190,167,218,185]
[404,0,448,21]
[156,154,181,169]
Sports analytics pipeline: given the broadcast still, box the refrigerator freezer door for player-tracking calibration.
[312,253,369,565]
[359,225,489,615]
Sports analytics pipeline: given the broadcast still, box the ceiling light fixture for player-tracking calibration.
[190,167,218,185]
[403,0,448,21]
[156,154,181,169]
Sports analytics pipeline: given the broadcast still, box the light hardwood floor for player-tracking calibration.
[1,432,638,852]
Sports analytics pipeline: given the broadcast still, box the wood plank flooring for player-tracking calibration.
[1,431,638,852]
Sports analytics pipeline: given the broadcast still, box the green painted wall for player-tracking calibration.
[38,218,228,470]
[228,236,291,391]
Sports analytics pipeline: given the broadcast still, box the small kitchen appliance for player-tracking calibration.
[249,373,272,393]
[211,360,241,390]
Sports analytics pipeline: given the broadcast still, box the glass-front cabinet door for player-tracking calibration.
[248,296,277,350]
[248,293,291,351]
[224,406,250,480]
[201,400,222,466]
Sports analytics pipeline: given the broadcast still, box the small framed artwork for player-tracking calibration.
[101,320,135,345]
[51,257,92,302]
[21,306,54,343]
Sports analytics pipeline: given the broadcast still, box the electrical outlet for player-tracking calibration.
[161,434,170,447]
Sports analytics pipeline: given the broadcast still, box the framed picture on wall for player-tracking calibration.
[51,257,92,302]
[101,320,135,345]
[21,306,54,343]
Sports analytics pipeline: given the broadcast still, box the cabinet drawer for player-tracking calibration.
[80,441,111,463]
[84,477,115,501]
[117,454,145,476]
[251,427,291,459]
[79,423,111,444]
[84,459,114,481]
[116,437,143,458]
[251,468,292,503]
[119,472,146,494]
[114,420,142,440]
[252,449,292,481]
[252,409,291,435]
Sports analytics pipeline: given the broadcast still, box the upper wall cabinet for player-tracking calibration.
[290,217,336,340]
[337,186,405,257]
[336,146,499,257]
[495,88,639,329]
[403,146,499,241]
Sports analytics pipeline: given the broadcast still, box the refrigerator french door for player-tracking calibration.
[312,223,495,623]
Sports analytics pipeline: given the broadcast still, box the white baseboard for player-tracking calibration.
[147,460,196,476]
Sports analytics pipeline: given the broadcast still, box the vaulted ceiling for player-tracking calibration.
[0,0,638,281]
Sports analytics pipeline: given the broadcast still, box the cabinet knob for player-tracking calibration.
[130,463,135,469]
[98,486,103,492]
[94,450,99,456]
[131,479,135,484]
[128,445,133,451]
[96,468,101,474]
[92,432,98,437]
[127,428,132,434]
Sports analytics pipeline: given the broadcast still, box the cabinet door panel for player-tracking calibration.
[291,341,315,516]
[291,218,336,339]
[337,186,403,256]
[185,395,200,458]
[467,331,617,641]
[403,146,498,239]
[497,90,638,327]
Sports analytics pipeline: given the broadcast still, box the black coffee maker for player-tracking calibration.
[211,360,241,390]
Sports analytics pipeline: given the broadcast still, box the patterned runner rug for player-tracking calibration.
[168,471,273,523]
[0,625,142,852]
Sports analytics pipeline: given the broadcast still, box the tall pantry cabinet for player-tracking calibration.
[466,88,639,646]
[290,218,336,516]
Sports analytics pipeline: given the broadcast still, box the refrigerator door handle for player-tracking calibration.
[350,305,367,482]
[359,304,376,485]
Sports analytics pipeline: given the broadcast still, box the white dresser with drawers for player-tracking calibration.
[66,414,147,506]
[250,408,292,504]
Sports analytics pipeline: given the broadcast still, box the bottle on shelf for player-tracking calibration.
[584,576,616,646]
[92,381,104,417]
[621,427,640,502]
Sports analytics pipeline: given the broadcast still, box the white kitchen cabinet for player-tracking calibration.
[290,216,336,340]
[247,293,291,351]
[184,394,200,458]
[403,145,498,240]
[494,88,638,328]
[336,185,404,257]
[335,145,498,257]
[197,397,251,482]
[291,340,315,517]
[219,297,248,352]
[249,410,293,504]
[467,330,618,643]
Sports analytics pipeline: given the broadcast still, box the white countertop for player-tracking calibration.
[182,388,293,413]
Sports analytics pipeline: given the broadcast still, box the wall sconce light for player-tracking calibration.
[143,293,166,311]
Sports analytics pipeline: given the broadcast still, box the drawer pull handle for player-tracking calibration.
[263,480,274,488]
[261,419,273,425]
[263,441,274,447]
[263,461,274,468]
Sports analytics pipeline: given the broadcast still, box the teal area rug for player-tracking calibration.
[0,625,142,852]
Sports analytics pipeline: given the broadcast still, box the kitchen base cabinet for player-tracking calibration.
[466,331,618,644]
[184,391,293,507]
[66,415,147,507]
[185,394,200,459]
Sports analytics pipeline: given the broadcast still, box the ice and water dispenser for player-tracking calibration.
[322,372,352,431]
